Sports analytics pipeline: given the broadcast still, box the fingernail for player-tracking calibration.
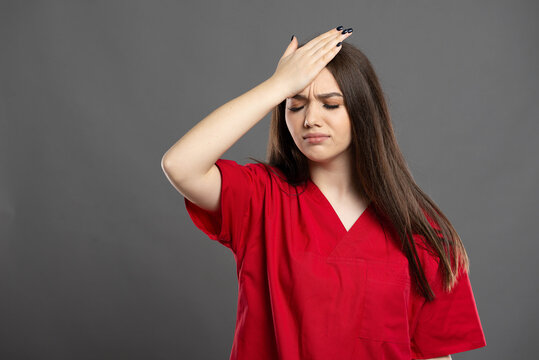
[347,28,353,33]
[291,35,295,41]
[336,42,342,47]
[336,25,344,31]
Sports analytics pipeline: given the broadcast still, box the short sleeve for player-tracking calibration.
[184,158,260,254]
[410,260,487,359]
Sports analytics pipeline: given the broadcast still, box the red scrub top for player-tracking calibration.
[184,159,487,360]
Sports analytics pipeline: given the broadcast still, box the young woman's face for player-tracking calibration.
[285,68,352,165]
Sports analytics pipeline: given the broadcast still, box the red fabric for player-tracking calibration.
[184,159,487,359]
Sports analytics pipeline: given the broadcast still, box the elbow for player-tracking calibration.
[161,154,179,179]
[161,155,171,174]
[161,151,180,172]
[161,155,171,172]
[161,154,192,186]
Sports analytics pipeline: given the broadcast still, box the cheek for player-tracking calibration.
[285,117,302,137]
[333,119,353,145]
[285,120,300,144]
[284,118,294,135]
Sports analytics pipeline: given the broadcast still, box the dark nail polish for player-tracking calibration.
[336,25,344,31]
[341,29,347,34]
[347,28,353,33]
[336,42,342,47]
[291,35,294,41]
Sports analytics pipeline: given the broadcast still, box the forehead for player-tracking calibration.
[291,68,341,99]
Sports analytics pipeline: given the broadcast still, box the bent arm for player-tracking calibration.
[161,77,286,182]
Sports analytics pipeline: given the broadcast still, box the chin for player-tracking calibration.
[304,153,333,164]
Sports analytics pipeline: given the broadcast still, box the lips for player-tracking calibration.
[303,133,330,139]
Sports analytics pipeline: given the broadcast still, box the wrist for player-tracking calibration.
[262,76,290,103]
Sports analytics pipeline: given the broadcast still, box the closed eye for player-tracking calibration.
[288,104,340,112]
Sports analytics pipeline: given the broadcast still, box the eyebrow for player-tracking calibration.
[291,92,343,101]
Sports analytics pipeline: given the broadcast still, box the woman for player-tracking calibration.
[162,26,486,360]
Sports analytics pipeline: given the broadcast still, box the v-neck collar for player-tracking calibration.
[307,178,372,237]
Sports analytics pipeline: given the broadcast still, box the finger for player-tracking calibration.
[281,35,298,60]
[311,32,351,65]
[301,26,343,52]
[309,28,351,57]
[305,27,343,52]
[301,27,341,52]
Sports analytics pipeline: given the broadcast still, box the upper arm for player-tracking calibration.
[164,162,222,213]
[410,245,486,358]
[179,158,264,254]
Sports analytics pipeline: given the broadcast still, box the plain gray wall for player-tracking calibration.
[1,1,537,359]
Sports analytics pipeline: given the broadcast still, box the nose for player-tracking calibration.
[303,105,321,128]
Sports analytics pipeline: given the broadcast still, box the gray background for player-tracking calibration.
[1,1,537,359]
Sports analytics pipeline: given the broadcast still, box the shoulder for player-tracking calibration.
[214,159,271,184]
[244,161,293,191]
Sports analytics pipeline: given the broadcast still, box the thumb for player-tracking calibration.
[281,35,297,59]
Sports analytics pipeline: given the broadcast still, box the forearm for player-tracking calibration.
[162,77,286,179]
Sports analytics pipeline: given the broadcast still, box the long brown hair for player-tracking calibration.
[247,41,469,301]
